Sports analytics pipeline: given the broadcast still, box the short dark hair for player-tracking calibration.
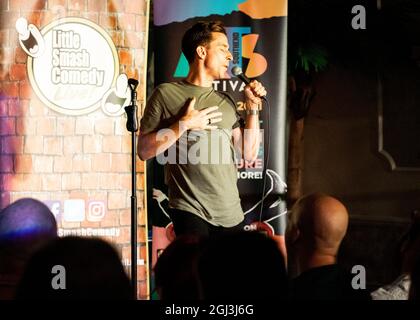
[181,21,227,64]
[15,236,133,300]
[198,231,288,300]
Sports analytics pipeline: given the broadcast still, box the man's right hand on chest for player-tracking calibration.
[179,97,223,131]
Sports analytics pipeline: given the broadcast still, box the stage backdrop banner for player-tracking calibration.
[0,0,150,299]
[148,0,288,265]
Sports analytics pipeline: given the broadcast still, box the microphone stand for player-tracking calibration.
[125,78,139,299]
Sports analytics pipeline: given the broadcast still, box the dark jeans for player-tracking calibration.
[168,208,244,237]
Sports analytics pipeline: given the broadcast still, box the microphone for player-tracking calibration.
[125,78,139,132]
[231,66,250,84]
[128,78,139,88]
[231,66,267,101]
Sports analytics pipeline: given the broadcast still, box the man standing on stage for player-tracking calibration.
[138,21,266,237]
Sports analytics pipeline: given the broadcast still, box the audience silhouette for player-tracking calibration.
[15,236,132,300]
[373,210,420,300]
[154,235,203,300]
[198,231,288,300]
[0,198,57,299]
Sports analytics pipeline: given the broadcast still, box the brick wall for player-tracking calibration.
[0,0,149,299]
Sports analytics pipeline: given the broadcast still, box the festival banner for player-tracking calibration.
[149,0,288,266]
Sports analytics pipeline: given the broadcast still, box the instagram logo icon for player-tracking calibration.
[87,201,106,222]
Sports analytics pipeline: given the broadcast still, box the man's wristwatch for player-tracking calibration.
[245,109,259,115]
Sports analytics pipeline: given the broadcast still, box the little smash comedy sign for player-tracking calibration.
[27,17,119,115]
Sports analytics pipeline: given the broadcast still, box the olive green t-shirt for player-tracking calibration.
[140,81,244,227]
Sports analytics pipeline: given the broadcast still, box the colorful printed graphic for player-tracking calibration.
[238,0,287,19]
[151,1,288,243]
[174,26,267,78]
[157,0,285,79]
[154,0,247,26]
[153,0,286,25]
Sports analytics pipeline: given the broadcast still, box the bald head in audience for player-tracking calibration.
[286,193,349,277]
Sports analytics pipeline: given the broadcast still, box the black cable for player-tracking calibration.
[258,97,270,223]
